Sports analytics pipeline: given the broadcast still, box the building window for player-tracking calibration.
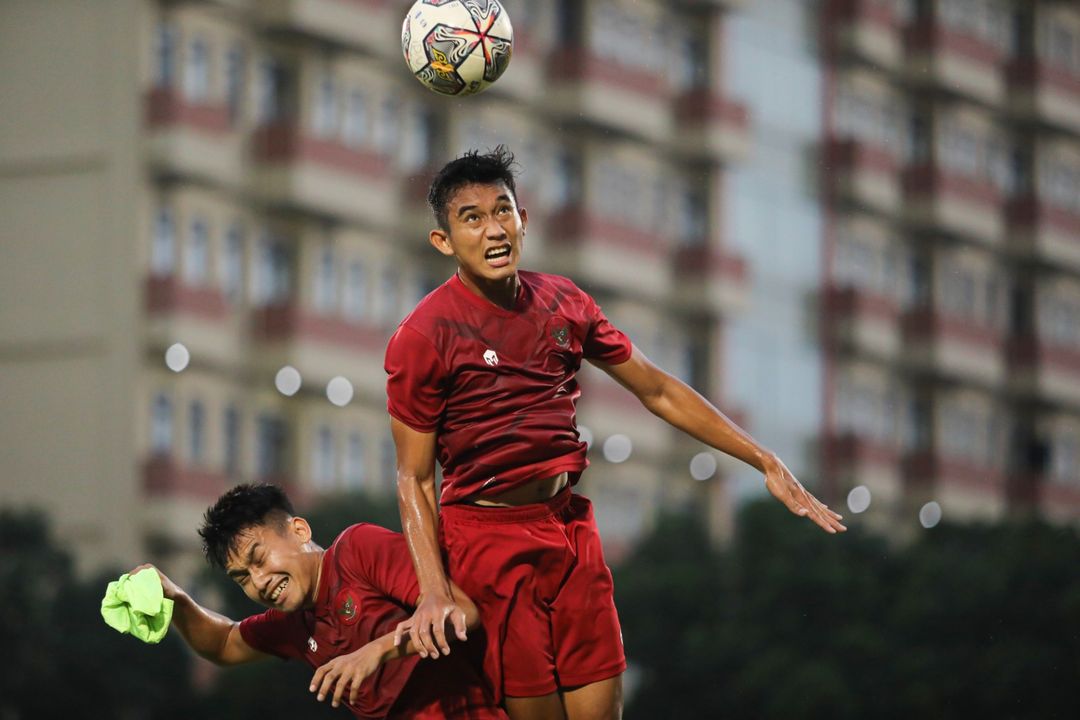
[155,21,177,88]
[380,435,397,493]
[256,414,288,478]
[185,216,210,285]
[675,187,707,247]
[226,43,245,124]
[1051,431,1080,483]
[184,35,211,102]
[345,432,365,489]
[224,405,240,476]
[222,222,245,303]
[378,265,401,324]
[546,150,579,209]
[1038,155,1080,214]
[374,98,399,155]
[670,24,706,91]
[344,260,368,321]
[313,425,336,490]
[255,232,293,305]
[189,399,206,465]
[313,71,338,138]
[151,207,176,275]
[257,58,290,124]
[151,393,173,454]
[343,89,368,148]
[314,242,337,313]
[400,107,435,171]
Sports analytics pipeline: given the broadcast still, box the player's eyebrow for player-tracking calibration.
[226,541,261,578]
[455,195,512,218]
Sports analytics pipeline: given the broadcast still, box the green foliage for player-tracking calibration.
[616,501,1080,720]
[0,509,197,720]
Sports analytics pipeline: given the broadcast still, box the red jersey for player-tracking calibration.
[384,270,633,504]
[238,524,422,719]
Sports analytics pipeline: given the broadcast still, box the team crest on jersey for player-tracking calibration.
[307,636,318,652]
[483,349,499,366]
[334,588,361,625]
[547,317,572,349]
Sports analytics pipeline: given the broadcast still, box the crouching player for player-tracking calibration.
[133,483,505,720]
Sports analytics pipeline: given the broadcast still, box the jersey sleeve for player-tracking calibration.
[336,525,421,607]
[238,609,307,660]
[384,324,448,433]
[580,291,633,364]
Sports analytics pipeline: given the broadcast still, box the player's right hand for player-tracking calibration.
[394,592,468,659]
[128,563,182,600]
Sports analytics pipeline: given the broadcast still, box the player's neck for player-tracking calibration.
[456,269,519,311]
[305,547,326,608]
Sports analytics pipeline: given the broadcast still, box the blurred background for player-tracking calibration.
[2,0,1079,717]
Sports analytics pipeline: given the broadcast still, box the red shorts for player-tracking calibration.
[440,490,627,699]
[389,650,507,719]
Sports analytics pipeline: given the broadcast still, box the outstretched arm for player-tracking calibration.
[390,417,469,659]
[309,581,479,709]
[591,347,846,534]
[129,564,269,665]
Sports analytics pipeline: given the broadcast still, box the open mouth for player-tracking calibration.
[485,245,512,266]
[269,578,289,603]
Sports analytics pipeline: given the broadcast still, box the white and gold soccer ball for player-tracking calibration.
[401,0,513,96]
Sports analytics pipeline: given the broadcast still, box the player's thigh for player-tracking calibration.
[550,496,626,686]
[561,676,623,720]
[504,692,567,720]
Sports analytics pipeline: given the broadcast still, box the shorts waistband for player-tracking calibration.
[441,486,572,525]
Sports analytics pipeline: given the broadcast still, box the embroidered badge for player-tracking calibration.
[483,349,499,366]
[335,588,361,626]
[307,636,318,652]
[546,317,573,350]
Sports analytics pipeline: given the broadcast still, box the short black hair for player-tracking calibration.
[427,145,519,230]
[199,483,295,570]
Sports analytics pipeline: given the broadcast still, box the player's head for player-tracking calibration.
[427,146,528,286]
[199,483,321,612]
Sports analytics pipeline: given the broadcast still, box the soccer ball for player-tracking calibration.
[401,0,513,96]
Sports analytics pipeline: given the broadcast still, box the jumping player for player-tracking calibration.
[132,483,505,720]
[385,147,847,720]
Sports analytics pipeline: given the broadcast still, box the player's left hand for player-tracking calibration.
[309,643,382,709]
[761,453,847,534]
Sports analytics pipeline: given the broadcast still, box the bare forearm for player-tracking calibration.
[397,474,452,599]
[644,374,770,472]
[169,591,237,664]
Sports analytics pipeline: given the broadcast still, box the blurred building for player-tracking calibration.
[2,0,1078,578]
[814,0,1080,535]
[0,0,749,577]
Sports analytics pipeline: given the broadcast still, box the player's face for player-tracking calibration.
[431,182,527,286]
[224,517,319,613]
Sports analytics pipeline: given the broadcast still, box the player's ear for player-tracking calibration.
[289,516,313,544]
[430,228,455,257]
[518,205,528,232]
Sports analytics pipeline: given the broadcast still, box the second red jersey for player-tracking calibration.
[384,270,633,504]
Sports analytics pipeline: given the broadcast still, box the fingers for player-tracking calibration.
[412,617,438,659]
[796,488,846,534]
[431,607,452,656]
[330,671,349,709]
[451,608,468,643]
[393,619,412,647]
[311,662,338,703]
[771,470,846,534]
